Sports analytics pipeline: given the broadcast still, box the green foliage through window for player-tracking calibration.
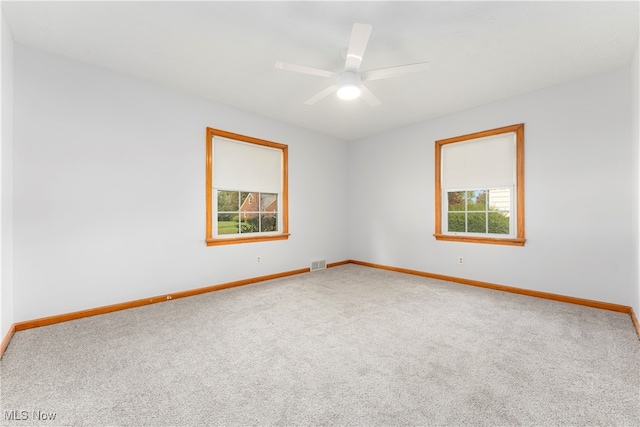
[446,189,510,235]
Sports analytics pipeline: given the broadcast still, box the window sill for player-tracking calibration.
[206,233,290,246]
[434,234,525,246]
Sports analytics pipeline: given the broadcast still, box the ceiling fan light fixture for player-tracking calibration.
[337,84,361,100]
[336,71,362,100]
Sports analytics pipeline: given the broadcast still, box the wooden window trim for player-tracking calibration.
[434,123,525,246]
[206,127,289,246]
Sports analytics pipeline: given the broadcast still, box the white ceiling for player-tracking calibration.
[2,1,639,141]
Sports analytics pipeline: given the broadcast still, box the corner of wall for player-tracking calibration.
[0,9,15,344]
[632,39,639,317]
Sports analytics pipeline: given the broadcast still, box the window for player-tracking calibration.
[434,124,525,246]
[206,128,289,246]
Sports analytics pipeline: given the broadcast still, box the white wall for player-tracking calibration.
[1,12,14,341]
[349,67,635,307]
[632,40,639,316]
[12,44,349,322]
[7,40,639,326]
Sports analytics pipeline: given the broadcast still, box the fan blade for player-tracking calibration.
[362,62,430,81]
[303,85,338,105]
[275,61,336,78]
[360,84,381,107]
[344,23,372,72]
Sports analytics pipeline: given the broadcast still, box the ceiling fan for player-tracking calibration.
[275,23,430,106]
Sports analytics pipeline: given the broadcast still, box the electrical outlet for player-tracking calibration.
[458,256,463,265]
[257,256,261,264]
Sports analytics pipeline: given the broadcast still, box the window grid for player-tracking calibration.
[445,188,512,236]
[215,190,279,236]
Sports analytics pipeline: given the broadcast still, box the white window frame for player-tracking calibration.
[213,189,281,238]
[442,187,515,238]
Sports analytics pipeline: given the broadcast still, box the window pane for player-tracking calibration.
[261,213,277,232]
[448,191,465,211]
[448,212,465,232]
[260,193,277,212]
[240,192,259,213]
[218,190,239,211]
[488,188,510,212]
[240,215,259,234]
[467,212,486,233]
[467,190,487,211]
[488,212,510,234]
[218,214,239,234]
[217,191,279,235]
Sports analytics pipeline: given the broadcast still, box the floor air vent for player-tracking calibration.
[311,259,326,271]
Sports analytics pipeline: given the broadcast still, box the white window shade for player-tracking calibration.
[213,136,282,193]
[441,132,516,190]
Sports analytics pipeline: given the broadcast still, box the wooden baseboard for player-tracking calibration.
[0,323,16,359]
[10,267,310,334]
[348,259,635,316]
[631,308,640,339]
[327,260,350,268]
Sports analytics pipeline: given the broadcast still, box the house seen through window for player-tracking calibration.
[217,191,278,235]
